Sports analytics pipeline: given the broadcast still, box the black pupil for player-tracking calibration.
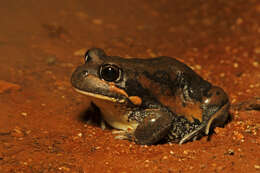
[101,65,120,82]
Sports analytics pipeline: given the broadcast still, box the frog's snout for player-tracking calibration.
[71,66,89,89]
[202,86,230,135]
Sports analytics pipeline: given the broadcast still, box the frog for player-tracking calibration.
[71,48,230,145]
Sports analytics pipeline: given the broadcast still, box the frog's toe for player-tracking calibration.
[192,136,198,141]
[100,119,107,130]
[114,134,129,140]
[112,129,125,134]
[114,132,133,141]
[179,124,206,145]
[205,103,230,135]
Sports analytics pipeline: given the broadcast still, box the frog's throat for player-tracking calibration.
[74,88,125,103]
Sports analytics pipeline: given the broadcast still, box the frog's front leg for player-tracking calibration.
[115,110,172,145]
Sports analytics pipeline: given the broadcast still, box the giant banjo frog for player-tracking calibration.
[71,48,230,145]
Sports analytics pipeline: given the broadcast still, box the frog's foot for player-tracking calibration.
[113,130,134,141]
[81,102,111,129]
[205,103,230,135]
[85,114,107,129]
[100,119,107,130]
[179,124,206,145]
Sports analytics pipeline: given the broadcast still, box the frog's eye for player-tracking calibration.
[99,64,121,82]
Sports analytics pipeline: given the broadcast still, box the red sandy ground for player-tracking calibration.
[0,0,259,172]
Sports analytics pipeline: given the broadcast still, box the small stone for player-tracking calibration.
[254,165,260,169]
[25,130,31,135]
[233,63,239,68]
[236,18,243,25]
[21,112,28,117]
[233,131,244,141]
[220,73,225,77]
[255,165,260,170]
[12,127,24,137]
[0,80,21,94]
[46,56,56,65]
[58,166,70,171]
[254,47,260,54]
[183,150,189,155]
[200,164,206,169]
[249,84,254,88]
[252,61,259,67]
[195,65,201,70]
[92,19,103,25]
[226,149,235,155]
[214,127,226,135]
[162,156,168,160]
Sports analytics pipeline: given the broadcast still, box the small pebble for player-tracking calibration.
[162,156,168,160]
[195,65,201,70]
[21,112,28,117]
[255,165,260,169]
[254,47,260,54]
[183,150,189,155]
[46,56,56,65]
[227,149,235,155]
[252,61,259,67]
[236,18,243,25]
[58,166,70,171]
[220,73,225,77]
[0,80,21,93]
[92,19,103,25]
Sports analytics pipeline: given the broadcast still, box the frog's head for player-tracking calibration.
[71,48,142,106]
[201,86,230,135]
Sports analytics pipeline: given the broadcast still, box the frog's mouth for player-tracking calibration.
[74,88,126,103]
[74,87,143,106]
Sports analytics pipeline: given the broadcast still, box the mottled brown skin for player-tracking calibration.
[71,48,230,145]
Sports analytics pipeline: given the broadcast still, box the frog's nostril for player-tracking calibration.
[81,70,89,78]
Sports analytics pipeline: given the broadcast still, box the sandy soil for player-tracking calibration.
[0,0,259,172]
